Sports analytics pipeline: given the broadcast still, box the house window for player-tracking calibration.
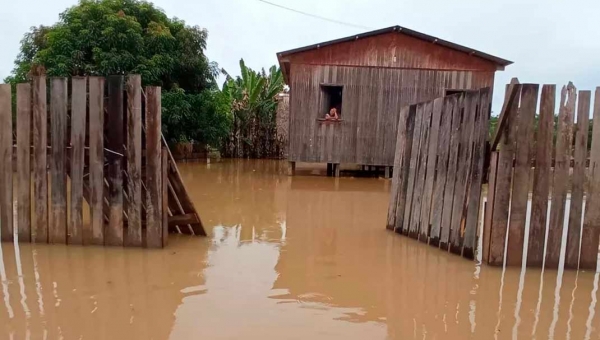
[320,84,343,119]
[445,89,465,97]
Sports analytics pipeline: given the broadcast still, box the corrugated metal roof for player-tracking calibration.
[277,25,513,67]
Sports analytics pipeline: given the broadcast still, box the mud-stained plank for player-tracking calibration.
[409,102,433,239]
[387,105,415,230]
[419,97,443,242]
[580,87,600,269]
[546,84,576,269]
[68,77,87,245]
[107,75,124,246]
[50,78,68,244]
[527,85,555,267]
[488,84,521,265]
[463,88,491,259]
[0,84,12,242]
[400,104,424,234]
[429,95,456,247]
[565,90,590,268]
[440,94,465,250]
[126,75,142,247]
[506,84,538,266]
[146,86,163,248]
[449,91,477,254]
[32,76,48,243]
[88,77,105,245]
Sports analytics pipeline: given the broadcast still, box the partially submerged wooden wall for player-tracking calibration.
[0,75,205,247]
[483,82,600,270]
[386,88,491,259]
[288,65,493,166]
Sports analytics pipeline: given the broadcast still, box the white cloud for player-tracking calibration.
[1,0,599,112]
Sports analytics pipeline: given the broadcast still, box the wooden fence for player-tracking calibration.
[483,82,600,270]
[0,75,205,248]
[386,88,491,260]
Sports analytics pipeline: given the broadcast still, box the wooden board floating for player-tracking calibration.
[0,75,206,249]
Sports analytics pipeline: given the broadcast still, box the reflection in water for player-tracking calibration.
[0,159,598,339]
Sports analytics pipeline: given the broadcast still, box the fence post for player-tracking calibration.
[0,84,13,242]
[146,86,163,248]
[33,76,48,243]
[106,75,124,246]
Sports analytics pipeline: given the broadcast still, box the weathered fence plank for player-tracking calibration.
[546,84,575,269]
[68,77,86,245]
[32,76,48,243]
[146,86,163,248]
[88,77,105,245]
[409,102,433,238]
[387,106,415,230]
[401,104,424,234]
[419,97,443,242]
[126,75,142,247]
[0,85,12,242]
[463,88,491,259]
[565,90,590,268]
[392,106,416,232]
[107,75,124,246]
[429,95,456,247]
[580,87,600,269]
[440,94,464,250]
[17,83,32,242]
[527,85,555,267]
[506,84,538,266]
[50,78,68,244]
[162,148,169,247]
[491,78,520,151]
[487,84,521,265]
[449,91,477,254]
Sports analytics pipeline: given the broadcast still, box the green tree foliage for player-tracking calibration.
[4,0,229,147]
[221,59,285,158]
[162,88,231,146]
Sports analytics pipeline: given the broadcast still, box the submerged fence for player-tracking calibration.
[0,75,205,248]
[387,81,600,270]
[387,88,491,259]
[484,82,600,270]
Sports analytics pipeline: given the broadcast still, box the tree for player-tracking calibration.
[6,0,217,92]
[221,59,284,158]
[4,0,229,147]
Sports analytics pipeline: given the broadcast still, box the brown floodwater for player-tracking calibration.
[0,159,599,339]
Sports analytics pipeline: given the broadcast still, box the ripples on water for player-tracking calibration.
[0,159,598,339]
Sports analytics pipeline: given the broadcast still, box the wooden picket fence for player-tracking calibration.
[483,81,600,270]
[386,88,491,259]
[0,75,205,248]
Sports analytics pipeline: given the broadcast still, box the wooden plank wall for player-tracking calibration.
[0,75,206,248]
[387,89,491,259]
[482,82,600,270]
[288,64,494,166]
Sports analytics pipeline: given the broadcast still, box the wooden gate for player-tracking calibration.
[483,81,600,270]
[0,75,205,248]
[387,88,491,259]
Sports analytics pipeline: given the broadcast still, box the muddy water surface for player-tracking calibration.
[1,159,599,339]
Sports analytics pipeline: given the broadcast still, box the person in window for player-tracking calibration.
[325,107,339,120]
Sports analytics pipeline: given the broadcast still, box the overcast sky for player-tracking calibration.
[1,0,599,113]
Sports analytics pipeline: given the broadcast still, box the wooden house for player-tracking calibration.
[277,25,512,176]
